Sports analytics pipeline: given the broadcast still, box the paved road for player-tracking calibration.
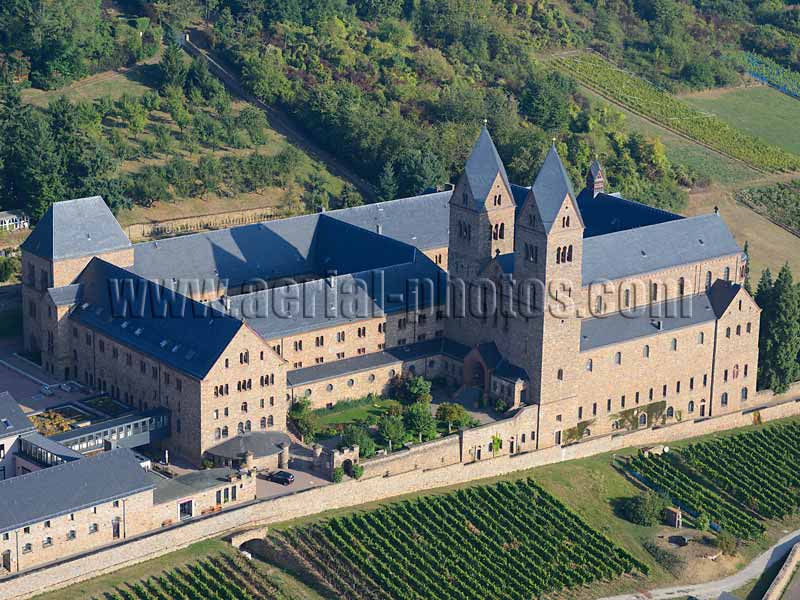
[600,529,800,600]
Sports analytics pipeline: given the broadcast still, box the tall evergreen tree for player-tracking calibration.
[743,241,752,294]
[759,264,800,393]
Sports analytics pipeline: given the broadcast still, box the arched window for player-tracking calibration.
[237,422,244,434]
[678,277,685,295]
[736,324,741,335]
[586,359,593,372]
[566,216,570,227]
[741,387,748,400]
[260,417,267,429]
[499,223,505,239]
[643,344,650,358]
[566,245,573,262]
[528,214,535,226]
[705,271,712,290]
[557,368,564,381]
[268,415,274,426]
[671,338,678,351]
[725,327,731,338]
[241,402,248,413]
[638,413,647,426]
[746,322,752,333]
[733,364,739,379]
[688,401,695,413]
[555,247,561,264]
[214,428,221,440]
[723,267,730,281]
[666,407,674,418]
[721,392,729,406]
[744,364,749,377]
[222,426,228,438]
[697,331,704,344]
[614,352,622,365]
[245,420,252,432]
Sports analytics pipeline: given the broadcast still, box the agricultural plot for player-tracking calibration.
[628,453,765,540]
[96,552,289,600]
[681,423,800,519]
[554,52,800,173]
[267,479,648,599]
[732,52,800,100]
[627,422,800,540]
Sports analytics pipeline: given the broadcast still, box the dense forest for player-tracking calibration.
[0,0,798,221]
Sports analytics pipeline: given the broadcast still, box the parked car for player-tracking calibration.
[39,385,54,396]
[268,471,295,486]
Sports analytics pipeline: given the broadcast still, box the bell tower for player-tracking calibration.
[513,144,585,448]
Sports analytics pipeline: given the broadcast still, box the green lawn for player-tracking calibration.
[313,397,400,428]
[683,86,800,156]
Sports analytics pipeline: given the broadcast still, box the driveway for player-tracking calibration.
[256,467,330,500]
[600,528,800,600]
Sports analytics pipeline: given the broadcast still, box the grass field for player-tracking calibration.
[682,85,800,156]
[313,397,400,428]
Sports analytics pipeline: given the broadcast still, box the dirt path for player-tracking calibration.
[183,30,377,202]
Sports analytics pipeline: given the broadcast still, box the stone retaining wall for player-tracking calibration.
[763,542,800,600]
[2,391,800,600]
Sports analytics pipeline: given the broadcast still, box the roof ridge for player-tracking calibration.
[587,211,720,241]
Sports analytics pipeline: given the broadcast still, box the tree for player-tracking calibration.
[241,50,292,104]
[715,531,739,556]
[196,155,222,197]
[376,161,398,201]
[743,241,752,294]
[159,43,188,90]
[435,402,471,433]
[289,398,319,442]
[405,376,432,404]
[341,424,376,458]
[404,401,437,442]
[378,413,405,450]
[619,491,669,526]
[758,264,800,393]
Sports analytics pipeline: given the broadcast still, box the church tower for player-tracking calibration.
[447,126,516,284]
[513,144,585,448]
[586,158,604,197]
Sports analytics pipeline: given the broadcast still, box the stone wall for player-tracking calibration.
[763,542,800,600]
[2,390,800,600]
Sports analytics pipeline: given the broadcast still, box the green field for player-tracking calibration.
[683,86,800,156]
[579,85,761,185]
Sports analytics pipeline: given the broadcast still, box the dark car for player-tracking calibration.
[268,470,295,486]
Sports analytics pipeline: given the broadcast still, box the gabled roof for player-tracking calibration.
[48,284,83,307]
[0,391,34,437]
[531,144,578,232]
[69,258,243,379]
[708,280,744,317]
[21,196,131,261]
[0,448,152,534]
[582,213,741,285]
[463,126,512,207]
[589,159,603,178]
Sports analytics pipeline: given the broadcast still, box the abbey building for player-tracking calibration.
[19,127,759,465]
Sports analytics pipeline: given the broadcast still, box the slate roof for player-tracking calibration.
[476,341,527,381]
[153,467,245,504]
[531,145,578,233]
[221,256,447,340]
[0,391,34,436]
[20,431,84,462]
[287,338,448,386]
[576,191,682,238]
[132,212,420,290]
[708,280,743,316]
[205,431,291,461]
[589,159,603,178]
[580,293,717,351]
[69,258,243,379]
[463,126,512,207]
[48,284,83,307]
[327,191,452,250]
[21,196,131,261]
[0,448,153,534]
[582,213,741,285]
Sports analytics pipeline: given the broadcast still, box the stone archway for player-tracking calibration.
[463,349,490,396]
[343,458,354,476]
